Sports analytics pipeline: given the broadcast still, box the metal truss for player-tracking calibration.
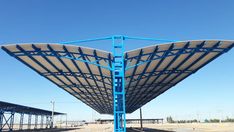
[125,41,234,113]
[0,113,52,131]
[0,101,64,131]
[42,71,112,86]
[3,45,111,114]
[2,36,234,132]
[12,44,112,70]
[125,42,230,70]
[0,112,14,131]
[125,70,193,83]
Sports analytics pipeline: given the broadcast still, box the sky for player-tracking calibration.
[0,0,234,122]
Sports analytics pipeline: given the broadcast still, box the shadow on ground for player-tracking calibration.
[13,128,80,132]
[127,127,174,132]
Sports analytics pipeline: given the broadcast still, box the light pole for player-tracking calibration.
[50,101,55,128]
[65,114,67,128]
[140,108,143,131]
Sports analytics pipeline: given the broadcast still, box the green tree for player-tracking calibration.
[166,116,174,123]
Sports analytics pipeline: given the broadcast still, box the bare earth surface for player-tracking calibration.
[67,123,234,132]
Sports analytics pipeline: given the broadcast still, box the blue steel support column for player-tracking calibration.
[57,36,176,132]
[19,113,24,130]
[0,111,3,131]
[46,116,50,129]
[35,115,38,129]
[28,114,32,130]
[112,35,126,132]
[9,112,14,131]
[40,115,44,129]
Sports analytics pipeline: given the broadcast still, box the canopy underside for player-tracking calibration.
[2,40,234,114]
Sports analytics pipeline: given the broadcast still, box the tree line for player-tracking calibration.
[166,116,234,123]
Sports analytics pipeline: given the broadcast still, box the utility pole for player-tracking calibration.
[140,108,143,131]
[65,114,67,128]
[50,101,55,128]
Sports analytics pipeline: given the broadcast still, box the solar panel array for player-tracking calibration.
[0,101,64,115]
[2,40,234,114]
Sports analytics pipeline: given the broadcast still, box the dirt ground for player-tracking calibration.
[67,123,234,132]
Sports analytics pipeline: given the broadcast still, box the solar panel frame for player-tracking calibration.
[2,40,234,114]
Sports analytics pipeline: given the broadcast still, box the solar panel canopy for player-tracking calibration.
[2,40,234,114]
[0,101,64,115]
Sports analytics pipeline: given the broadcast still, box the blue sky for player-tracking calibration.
[0,0,234,121]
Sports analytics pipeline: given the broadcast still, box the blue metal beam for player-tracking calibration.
[94,50,113,113]
[12,46,112,70]
[19,113,24,130]
[127,42,199,110]
[126,70,192,83]
[0,111,3,131]
[124,36,176,42]
[40,115,44,129]
[2,46,92,112]
[127,42,189,108]
[126,44,175,108]
[41,71,112,86]
[78,47,111,112]
[125,49,143,99]
[60,36,112,44]
[130,41,221,110]
[125,46,158,98]
[2,36,234,132]
[112,35,126,132]
[35,44,104,112]
[46,44,107,113]
[125,44,228,70]
[11,45,103,113]
[149,42,234,101]
[62,45,109,112]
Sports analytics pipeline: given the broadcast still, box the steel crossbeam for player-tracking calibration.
[12,45,112,70]
[42,71,112,86]
[125,44,228,70]
[126,70,192,83]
